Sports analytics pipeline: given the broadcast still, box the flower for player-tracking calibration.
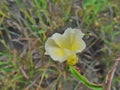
[45,28,86,65]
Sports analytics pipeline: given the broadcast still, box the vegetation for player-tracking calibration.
[0,0,120,90]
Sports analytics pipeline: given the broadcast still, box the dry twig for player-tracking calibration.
[105,54,120,90]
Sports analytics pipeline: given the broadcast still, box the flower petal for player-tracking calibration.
[73,38,86,53]
[49,47,67,62]
[62,28,86,52]
[51,33,64,48]
[64,28,84,38]
[45,37,67,62]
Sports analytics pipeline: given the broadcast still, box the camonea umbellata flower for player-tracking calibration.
[45,28,86,65]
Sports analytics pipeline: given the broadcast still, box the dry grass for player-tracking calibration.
[0,0,120,90]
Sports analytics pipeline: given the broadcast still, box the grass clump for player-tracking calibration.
[0,0,120,90]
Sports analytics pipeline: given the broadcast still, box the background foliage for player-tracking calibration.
[0,0,120,90]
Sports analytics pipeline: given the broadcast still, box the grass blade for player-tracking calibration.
[69,65,104,90]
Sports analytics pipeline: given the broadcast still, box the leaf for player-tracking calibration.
[38,29,46,34]
[69,65,104,90]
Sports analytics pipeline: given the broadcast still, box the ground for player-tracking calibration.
[0,0,120,90]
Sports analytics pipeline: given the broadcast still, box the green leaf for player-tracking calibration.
[69,66,104,90]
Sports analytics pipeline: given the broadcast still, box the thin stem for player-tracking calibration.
[105,55,120,90]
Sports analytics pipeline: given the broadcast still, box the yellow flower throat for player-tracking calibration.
[66,54,78,65]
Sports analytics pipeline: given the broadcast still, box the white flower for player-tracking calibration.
[45,28,86,64]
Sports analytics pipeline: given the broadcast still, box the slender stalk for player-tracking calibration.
[105,55,120,90]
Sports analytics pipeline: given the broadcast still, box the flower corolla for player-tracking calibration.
[45,28,86,65]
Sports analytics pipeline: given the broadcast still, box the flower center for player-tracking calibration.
[66,54,78,65]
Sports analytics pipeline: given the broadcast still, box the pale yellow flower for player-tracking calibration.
[45,28,86,65]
